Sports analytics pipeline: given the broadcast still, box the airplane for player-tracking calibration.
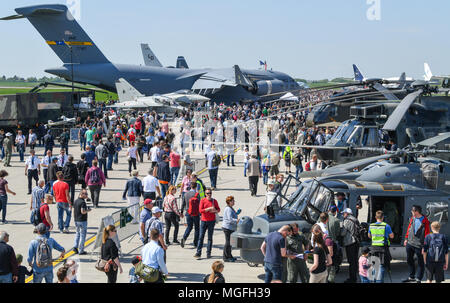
[353,64,413,88]
[423,63,449,85]
[47,115,76,127]
[2,4,300,104]
[231,149,450,265]
[141,43,189,69]
[107,78,208,112]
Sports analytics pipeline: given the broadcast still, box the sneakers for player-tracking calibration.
[72,247,79,254]
[194,254,201,259]
[79,251,88,255]
[63,228,70,234]
[206,254,212,259]
[402,277,416,283]
[173,240,181,245]
[180,239,185,248]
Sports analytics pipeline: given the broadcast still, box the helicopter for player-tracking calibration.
[230,148,450,266]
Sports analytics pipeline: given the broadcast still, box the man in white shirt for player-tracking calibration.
[28,129,38,151]
[41,150,52,185]
[141,228,168,283]
[25,149,41,195]
[142,169,161,200]
[57,148,68,169]
[15,130,26,162]
[149,142,161,169]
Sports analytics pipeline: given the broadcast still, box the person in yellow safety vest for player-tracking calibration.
[282,146,293,174]
[368,210,394,283]
[191,173,205,199]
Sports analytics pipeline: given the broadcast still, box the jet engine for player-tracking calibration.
[252,80,285,95]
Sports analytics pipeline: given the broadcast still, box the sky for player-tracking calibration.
[0,0,449,80]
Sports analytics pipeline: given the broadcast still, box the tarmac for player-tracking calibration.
[1,142,448,283]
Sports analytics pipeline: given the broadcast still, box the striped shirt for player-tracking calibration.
[31,186,45,209]
[163,194,181,216]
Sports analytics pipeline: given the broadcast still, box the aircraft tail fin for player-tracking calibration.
[176,56,189,69]
[13,4,109,64]
[234,65,253,87]
[398,72,406,88]
[424,62,433,81]
[353,64,364,82]
[141,43,163,67]
[115,78,144,102]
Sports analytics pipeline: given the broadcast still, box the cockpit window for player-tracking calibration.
[422,162,439,190]
[347,126,363,145]
[307,181,334,222]
[334,120,359,142]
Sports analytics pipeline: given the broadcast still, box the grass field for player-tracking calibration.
[0,87,117,102]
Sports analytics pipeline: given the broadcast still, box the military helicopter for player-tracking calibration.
[231,148,450,265]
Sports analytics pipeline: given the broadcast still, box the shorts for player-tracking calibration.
[425,262,445,283]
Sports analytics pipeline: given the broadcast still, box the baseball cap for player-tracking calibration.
[152,207,163,213]
[144,199,153,205]
[5,133,12,137]
[343,208,352,215]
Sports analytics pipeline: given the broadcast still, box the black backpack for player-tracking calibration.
[345,216,368,243]
[211,153,221,167]
[101,146,108,159]
[31,206,43,226]
[427,233,446,263]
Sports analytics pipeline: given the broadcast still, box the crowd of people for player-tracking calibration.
[0,91,447,284]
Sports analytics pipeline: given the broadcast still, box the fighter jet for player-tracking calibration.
[2,4,300,104]
[47,115,76,127]
[141,43,189,69]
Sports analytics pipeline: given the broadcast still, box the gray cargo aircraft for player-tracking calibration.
[2,4,301,104]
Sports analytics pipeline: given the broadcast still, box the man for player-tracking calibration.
[27,223,65,283]
[140,199,153,244]
[45,157,59,194]
[59,129,70,154]
[14,130,26,162]
[62,155,78,204]
[57,148,68,170]
[72,189,91,255]
[368,210,394,283]
[265,180,279,219]
[41,150,52,186]
[78,124,87,151]
[403,205,431,283]
[194,188,220,259]
[28,129,37,151]
[95,139,108,178]
[149,142,161,169]
[30,180,45,222]
[123,170,143,224]
[84,145,96,167]
[286,223,310,283]
[76,153,89,189]
[422,221,448,283]
[25,149,41,195]
[341,208,360,283]
[142,169,161,201]
[105,136,116,171]
[144,207,167,251]
[335,192,348,218]
[155,155,170,200]
[0,231,18,283]
[192,173,206,200]
[39,194,55,237]
[141,228,168,283]
[53,171,72,234]
[0,129,5,161]
[206,145,219,190]
[180,182,200,248]
[84,126,94,147]
[247,154,260,196]
[43,130,54,156]
[3,133,12,167]
[260,225,292,283]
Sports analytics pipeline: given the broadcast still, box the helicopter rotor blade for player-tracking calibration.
[415,132,450,147]
[372,83,400,101]
[382,89,423,131]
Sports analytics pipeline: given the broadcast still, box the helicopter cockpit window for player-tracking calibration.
[347,126,363,145]
[283,182,311,216]
[421,163,439,190]
[426,202,448,225]
[335,120,359,142]
[362,128,379,147]
[306,181,334,222]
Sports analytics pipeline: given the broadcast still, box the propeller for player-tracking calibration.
[382,89,423,131]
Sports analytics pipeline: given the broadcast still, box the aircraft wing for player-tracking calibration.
[190,65,253,90]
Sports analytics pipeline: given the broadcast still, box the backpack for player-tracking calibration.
[305,161,311,171]
[188,193,200,216]
[135,261,159,283]
[284,151,291,162]
[101,146,108,159]
[211,153,221,167]
[427,234,446,263]
[345,216,367,243]
[90,168,100,184]
[292,153,302,166]
[31,206,42,226]
[36,238,52,268]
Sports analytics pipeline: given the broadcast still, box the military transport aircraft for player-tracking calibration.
[2,4,300,104]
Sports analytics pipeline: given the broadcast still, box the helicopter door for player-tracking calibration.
[367,196,404,244]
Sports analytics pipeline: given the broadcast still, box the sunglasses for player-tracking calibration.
[206,192,212,195]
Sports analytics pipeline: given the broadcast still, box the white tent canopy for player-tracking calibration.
[279,92,299,102]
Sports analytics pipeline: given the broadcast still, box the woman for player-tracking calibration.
[222,196,238,262]
[180,169,193,201]
[203,261,225,283]
[183,148,194,173]
[84,160,106,208]
[309,226,332,283]
[0,170,16,224]
[126,141,138,176]
[56,266,70,283]
[136,135,146,163]
[101,225,123,283]
[163,185,183,245]
[169,147,181,185]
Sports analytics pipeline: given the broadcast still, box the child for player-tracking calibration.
[423,221,448,283]
[359,247,371,283]
[15,254,33,284]
[129,256,142,283]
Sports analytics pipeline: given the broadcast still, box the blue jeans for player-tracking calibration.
[227,154,234,166]
[33,270,53,283]
[114,151,119,163]
[263,171,269,185]
[209,168,218,188]
[0,195,7,222]
[264,262,282,283]
[360,275,370,283]
[170,167,180,185]
[18,144,25,161]
[0,273,12,283]
[80,137,86,151]
[183,214,200,246]
[57,202,72,231]
[98,158,107,177]
[196,220,215,256]
[107,154,114,170]
[295,165,303,180]
[160,183,169,200]
[244,162,248,177]
[74,221,88,253]
[1,147,4,160]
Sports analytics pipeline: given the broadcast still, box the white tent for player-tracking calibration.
[280,92,299,102]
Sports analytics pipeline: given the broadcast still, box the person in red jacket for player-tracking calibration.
[402,205,431,283]
[194,188,220,259]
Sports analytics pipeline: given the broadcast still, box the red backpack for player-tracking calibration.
[188,193,200,217]
[305,161,311,171]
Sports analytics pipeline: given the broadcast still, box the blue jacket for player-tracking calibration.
[27,236,64,273]
[123,177,143,199]
[222,206,238,231]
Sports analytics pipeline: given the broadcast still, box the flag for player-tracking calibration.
[259,60,267,71]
